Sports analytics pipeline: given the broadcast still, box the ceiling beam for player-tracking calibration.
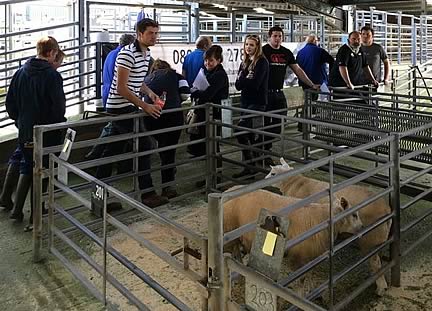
[330,0,409,5]
[187,0,336,16]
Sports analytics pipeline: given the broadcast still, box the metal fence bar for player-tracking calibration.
[225,257,326,311]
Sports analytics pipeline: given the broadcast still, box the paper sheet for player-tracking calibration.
[192,68,210,91]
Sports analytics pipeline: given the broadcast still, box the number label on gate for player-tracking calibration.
[91,182,105,218]
[245,280,276,311]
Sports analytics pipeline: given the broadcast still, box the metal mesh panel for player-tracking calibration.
[310,99,432,163]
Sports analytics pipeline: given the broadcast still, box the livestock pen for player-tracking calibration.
[30,90,432,310]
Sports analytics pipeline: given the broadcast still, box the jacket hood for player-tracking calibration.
[23,57,53,77]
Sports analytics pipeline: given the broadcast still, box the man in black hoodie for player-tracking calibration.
[5,36,66,222]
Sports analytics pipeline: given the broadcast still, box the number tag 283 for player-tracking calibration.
[245,280,277,311]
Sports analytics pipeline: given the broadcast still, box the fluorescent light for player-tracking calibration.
[200,11,217,18]
[213,4,228,10]
[254,7,274,15]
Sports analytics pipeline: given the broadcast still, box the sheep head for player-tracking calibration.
[334,197,363,235]
[265,157,293,179]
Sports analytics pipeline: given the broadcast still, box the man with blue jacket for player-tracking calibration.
[6,36,66,223]
[296,34,334,92]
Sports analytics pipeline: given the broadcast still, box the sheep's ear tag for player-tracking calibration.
[262,232,277,256]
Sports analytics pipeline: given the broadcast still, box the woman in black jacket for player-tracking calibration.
[143,59,190,199]
[187,45,229,157]
[233,34,269,178]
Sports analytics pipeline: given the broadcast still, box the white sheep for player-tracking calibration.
[223,187,363,270]
[265,158,392,296]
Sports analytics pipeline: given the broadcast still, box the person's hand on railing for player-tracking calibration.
[372,79,379,88]
[347,82,355,90]
[384,79,393,86]
[311,84,321,90]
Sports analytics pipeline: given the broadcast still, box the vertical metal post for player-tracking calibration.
[206,104,216,194]
[328,159,335,309]
[133,116,140,200]
[78,0,85,114]
[289,14,294,42]
[412,19,417,66]
[201,239,209,311]
[389,134,401,287]
[102,186,108,305]
[397,12,402,65]
[369,7,374,29]
[302,91,311,161]
[33,126,44,262]
[412,68,417,99]
[223,255,231,311]
[207,193,224,311]
[183,237,190,270]
[48,154,55,251]
[192,6,199,42]
[230,9,236,44]
[95,42,102,99]
[320,16,325,49]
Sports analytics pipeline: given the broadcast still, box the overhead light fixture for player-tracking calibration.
[200,11,217,18]
[254,7,274,15]
[213,4,228,10]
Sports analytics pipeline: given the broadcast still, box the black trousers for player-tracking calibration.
[144,111,184,185]
[95,118,154,190]
[264,91,287,151]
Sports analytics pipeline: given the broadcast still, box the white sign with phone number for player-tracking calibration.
[150,42,299,92]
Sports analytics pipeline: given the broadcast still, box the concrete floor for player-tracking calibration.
[0,208,103,311]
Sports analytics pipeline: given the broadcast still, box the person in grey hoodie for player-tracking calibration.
[5,36,66,223]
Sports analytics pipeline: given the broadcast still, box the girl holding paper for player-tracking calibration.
[233,34,269,179]
[187,45,229,158]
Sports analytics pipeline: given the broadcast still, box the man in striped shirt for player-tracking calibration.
[97,18,169,208]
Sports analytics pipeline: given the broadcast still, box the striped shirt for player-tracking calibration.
[106,40,151,114]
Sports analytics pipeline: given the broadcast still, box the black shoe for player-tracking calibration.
[10,211,24,222]
[161,187,178,199]
[232,169,253,179]
[195,180,206,188]
[141,192,169,208]
[0,163,20,212]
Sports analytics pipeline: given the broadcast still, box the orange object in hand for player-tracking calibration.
[155,91,167,108]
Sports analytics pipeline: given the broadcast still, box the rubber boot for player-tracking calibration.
[0,163,20,211]
[10,174,32,222]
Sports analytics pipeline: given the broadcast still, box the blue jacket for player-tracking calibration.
[182,49,205,86]
[6,58,66,143]
[296,43,334,87]
[102,45,121,107]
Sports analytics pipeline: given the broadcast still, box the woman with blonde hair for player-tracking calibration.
[233,34,269,178]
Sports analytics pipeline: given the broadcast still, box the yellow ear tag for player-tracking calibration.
[262,231,277,256]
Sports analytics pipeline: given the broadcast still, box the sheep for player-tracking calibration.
[223,186,363,271]
[265,158,392,296]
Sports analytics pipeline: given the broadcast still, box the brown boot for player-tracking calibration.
[141,192,169,208]
[161,187,178,199]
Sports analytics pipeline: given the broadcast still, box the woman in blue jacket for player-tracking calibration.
[233,34,269,178]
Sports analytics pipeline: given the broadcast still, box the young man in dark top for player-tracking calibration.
[262,26,319,163]
[329,31,378,90]
[361,25,391,85]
